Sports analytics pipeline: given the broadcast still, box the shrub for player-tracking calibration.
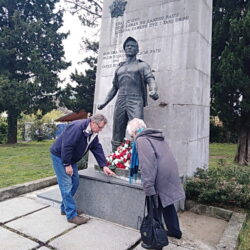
[30,120,56,141]
[185,166,250,209]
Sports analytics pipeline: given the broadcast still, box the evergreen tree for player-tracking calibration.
[0,0,70,143]
[212,0,250,165]
[60,53,97,113]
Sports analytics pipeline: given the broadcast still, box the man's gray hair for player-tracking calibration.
[90,114,108,124]
[127,118,147,136]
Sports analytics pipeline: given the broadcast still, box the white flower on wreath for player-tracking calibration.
[124,161,130,169]
[113,159,120,164]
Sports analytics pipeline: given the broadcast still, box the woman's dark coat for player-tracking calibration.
[135,129,185,207]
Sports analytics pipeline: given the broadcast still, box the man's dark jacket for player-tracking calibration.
[50,119,107,167]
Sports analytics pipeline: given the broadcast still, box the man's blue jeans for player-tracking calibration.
[51,154,79,219]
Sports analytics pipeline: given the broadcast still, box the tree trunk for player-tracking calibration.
[234,127,250,166]
[7,109,18,144]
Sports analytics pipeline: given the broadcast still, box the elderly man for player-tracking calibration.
[50,114,115,225]
[98,37,159,151]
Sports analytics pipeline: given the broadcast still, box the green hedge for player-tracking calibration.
[185,166,250,209]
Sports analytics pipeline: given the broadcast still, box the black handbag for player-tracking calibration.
[140,196,168,249]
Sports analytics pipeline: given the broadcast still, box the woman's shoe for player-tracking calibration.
[141,242,163,250]
[166,231,182,239]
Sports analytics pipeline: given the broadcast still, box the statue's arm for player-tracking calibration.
[144,63,159,100]
[147,78,158,97]
[97,85,118,110]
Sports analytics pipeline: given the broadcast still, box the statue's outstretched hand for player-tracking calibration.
[97,104,105,110]
[149,91,159,100]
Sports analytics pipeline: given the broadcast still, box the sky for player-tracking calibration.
[59,11,84,86]
[57,1,100,87]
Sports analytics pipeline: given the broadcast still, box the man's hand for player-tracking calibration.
[149,91,159,100]
[65,165,73,176]
[103,166,116,176]
[97,104,105,110]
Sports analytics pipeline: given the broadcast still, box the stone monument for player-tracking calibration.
[91,0,212,178]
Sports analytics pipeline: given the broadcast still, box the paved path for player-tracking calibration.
[0,186,228,250]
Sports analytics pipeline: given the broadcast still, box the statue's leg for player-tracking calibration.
[112,101,128,152]
[127,97,144,120]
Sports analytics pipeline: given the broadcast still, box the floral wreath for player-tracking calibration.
[106,138,132,170]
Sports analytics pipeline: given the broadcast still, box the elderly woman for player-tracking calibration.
[127,118,185,248]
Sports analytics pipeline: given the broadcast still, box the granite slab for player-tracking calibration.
[0,197,47,223]
[0,227,38,250]
[50,218,140,250]
[6,207,75,242]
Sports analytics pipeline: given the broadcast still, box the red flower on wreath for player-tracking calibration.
[106,138,132,170]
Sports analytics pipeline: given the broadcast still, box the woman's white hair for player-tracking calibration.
[127,118,147,136]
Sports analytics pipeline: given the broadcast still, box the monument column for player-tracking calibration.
[92,0,213,177]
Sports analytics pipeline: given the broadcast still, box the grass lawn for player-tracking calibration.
[209,143,237,168]
[0,140,54,188]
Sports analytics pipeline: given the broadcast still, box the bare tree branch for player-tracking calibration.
[64,0,103,27]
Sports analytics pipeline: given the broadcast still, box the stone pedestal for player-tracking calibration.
[91,0,212,177]
[75,169,145,229]
[75,168,184,229]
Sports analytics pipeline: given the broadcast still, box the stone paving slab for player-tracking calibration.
[37,186,61,205]
[23,185,59,200]
[24,185,61,209]
[178,211,227,249]
[0,227,38,250]
[49,218,140,250]
[6,206,75,242]
[0,197,48,223]
[133,211,229,250]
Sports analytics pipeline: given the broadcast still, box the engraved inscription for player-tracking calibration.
[101,48,161,69]
[114,13,189,35]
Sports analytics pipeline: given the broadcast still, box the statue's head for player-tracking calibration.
[123,37,139,55]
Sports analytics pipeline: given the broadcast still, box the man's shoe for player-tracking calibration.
[67,215,90,225]
[141,242,163,250]
[166,231,182,239]
[61,210,82,216]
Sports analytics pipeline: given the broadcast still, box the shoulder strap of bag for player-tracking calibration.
[143,196,147,217]
[143,196,154,218]
[151,196,162,221]
[146,196,154,219]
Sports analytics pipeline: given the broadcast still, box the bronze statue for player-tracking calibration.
[97,37,159,151]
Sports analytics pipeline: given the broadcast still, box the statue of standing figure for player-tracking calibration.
[97,37,159,151]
